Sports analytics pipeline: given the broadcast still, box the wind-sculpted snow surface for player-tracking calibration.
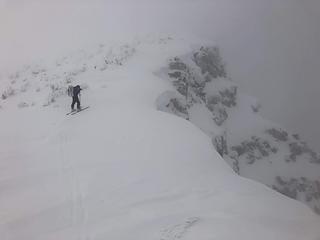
[0,37,320,239]
[156,45,320,214]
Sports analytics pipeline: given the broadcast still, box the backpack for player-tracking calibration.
[67,85,74,97]
[73,85,81,96]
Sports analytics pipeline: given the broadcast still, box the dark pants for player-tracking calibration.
[71,95,81,110]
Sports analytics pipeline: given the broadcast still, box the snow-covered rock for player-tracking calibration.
[156,44,320,214]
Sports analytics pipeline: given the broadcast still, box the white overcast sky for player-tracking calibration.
[0,0,320,149]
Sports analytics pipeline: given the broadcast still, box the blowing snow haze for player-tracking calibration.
[1,0,320,239]
[1,0,320,150]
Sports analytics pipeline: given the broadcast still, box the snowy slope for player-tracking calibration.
[1,37,320,240]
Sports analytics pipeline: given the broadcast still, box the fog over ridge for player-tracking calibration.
[0,0,319,149]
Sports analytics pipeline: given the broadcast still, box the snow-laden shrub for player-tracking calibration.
[168,58,190,97]
[251,102,261,113]
[166,49,236,127]
[43,84,66,106]
[18,102,29,108]
[292,134,300,140]
[226,150,240,174]
[273,176,320,213]
[32,67,46,75]
[205,89,236,126]
[205,86,237,126]
[208,104,228,126]
[156,91,189,120]
[168,56,208,103]
[231,136,278,164]
[103,44,136,67]
[2,87,15,100]
[212,134,228,157]
[169,57,188,72]
[219,86,237,107]
[286,141,320,163]
[266,128,289,142]
[192,46,227,79]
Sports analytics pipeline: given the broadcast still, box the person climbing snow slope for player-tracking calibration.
[68,85,82,111]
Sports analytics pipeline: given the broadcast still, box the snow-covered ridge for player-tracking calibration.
[155,45,320,214]
[0,42,136,109]
[1,37,320,239]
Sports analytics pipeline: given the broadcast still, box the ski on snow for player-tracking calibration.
[66,106,90,115]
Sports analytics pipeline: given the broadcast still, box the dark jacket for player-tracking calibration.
[73,85,82,97]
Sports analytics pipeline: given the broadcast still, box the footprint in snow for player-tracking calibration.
[160,217,199,240]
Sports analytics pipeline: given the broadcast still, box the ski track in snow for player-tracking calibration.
[160,217,200,240]
[58,131,89,239]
